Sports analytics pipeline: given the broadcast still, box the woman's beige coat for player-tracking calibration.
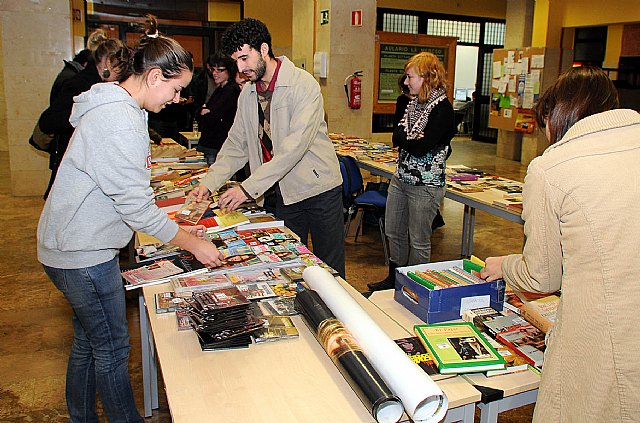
[502,109,640,422]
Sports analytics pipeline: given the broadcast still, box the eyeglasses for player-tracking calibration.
[212,67,227,73]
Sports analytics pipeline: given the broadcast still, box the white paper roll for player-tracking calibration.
[303,266,448,423]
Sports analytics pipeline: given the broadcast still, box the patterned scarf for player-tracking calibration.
[402,87,448,140]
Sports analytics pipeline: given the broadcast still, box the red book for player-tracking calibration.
[156,196,187,208]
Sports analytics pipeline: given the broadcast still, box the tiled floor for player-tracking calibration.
[0,137,535,422]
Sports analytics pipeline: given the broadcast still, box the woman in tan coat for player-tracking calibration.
[481,66,640,422]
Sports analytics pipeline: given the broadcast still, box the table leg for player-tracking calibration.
[443,403,475,423]
[477,389,538,423]
[467,207,476,257]
[139,291,159,417]
[461,205,470,257]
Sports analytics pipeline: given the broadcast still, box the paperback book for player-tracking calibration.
[393,336,439,376]
[122,259,184,288]
[480,331,530,377]
[496,325,546,368]
[225,268,286,285]
[170,272,232,296]
[270,282,298,297]
[414,322,506,374]
[462,306,503,329]
[515,292,560,333]
[261,296,298,316]
[236,282,278,300]
[481,313,529,340]
[175,309,192,331]
[253,315,299,343]
[121,252,207,290]
[175,199,212,225]
[154,291,188,313]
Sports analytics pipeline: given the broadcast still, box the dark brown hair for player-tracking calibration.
[115,15,193,82]
[534,66,619,144]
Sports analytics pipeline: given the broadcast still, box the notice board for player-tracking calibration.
[374,32,456,114]
[488,47,563,133]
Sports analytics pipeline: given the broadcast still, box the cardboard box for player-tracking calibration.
[394,260,505,324]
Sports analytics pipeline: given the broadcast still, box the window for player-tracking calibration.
[382,13,418,34]
[485,22,506,46]
[427,19,481,44]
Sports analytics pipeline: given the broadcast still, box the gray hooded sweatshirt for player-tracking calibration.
[37,82,179,269]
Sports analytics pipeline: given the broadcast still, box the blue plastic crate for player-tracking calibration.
[393,260,505,324]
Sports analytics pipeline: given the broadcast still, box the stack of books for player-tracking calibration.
[187,287,265,351]
[414,322,507,374]
[463,306,546,368]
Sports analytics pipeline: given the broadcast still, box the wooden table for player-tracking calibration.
[347,157,524,257]
[179,131,199,149]
[138,279,481,422]
[368,289,540,423]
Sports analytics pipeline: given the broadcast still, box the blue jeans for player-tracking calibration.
[44,257,143,423]
[276,185,346,278]
[385,175,445,266]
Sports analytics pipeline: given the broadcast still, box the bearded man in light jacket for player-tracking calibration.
[191,18,345,278]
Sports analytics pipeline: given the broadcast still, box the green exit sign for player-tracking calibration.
[320,9,329,25]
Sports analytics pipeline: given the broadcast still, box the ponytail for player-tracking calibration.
[117,14,192,83]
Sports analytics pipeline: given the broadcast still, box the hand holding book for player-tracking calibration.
[479,256,506,282]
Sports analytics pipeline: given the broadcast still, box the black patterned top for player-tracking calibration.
[392,90,456,187]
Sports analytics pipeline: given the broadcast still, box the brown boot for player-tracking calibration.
[367,262,398,292]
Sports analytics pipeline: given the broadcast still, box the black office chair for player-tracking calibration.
[339,155,389,265]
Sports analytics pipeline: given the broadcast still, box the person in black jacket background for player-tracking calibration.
[39,38,123,199]
[195,53,241,164]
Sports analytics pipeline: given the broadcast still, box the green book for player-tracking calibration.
[414,322,506,374]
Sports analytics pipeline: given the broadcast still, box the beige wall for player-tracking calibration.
[534,0,640,48]
[377,0,506,19]
[291,0,315,74]
[0,17,6,153]
[560,0,640,27]
[208,1,241,22]
[244,0,293,58]
[320,0,377,139]
[1,0,72,196]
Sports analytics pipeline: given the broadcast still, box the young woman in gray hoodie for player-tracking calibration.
[37,16,222,422]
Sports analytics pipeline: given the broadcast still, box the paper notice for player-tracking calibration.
[531,54,544,68]
[493,61,502,78]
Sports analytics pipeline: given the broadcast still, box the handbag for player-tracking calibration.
[28,121,54,152]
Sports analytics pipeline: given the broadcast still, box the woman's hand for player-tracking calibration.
[191,237,223,268]
[480,256,506,282]
[180,224,207,239]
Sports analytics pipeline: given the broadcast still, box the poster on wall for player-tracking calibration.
[378,43,447,101]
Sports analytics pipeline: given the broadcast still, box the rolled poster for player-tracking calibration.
[295,289,404,423]
[303,266,448,423]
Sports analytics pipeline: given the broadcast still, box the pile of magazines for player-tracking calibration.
[187,287,264,350]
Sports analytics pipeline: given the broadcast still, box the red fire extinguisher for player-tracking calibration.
[344,71,363,109]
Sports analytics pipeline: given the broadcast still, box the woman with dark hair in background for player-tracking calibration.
[39,37,124,199]
[196,53,241,164]
[481,66,640,422]
[368,52,455,291]
[38,15,222,422]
